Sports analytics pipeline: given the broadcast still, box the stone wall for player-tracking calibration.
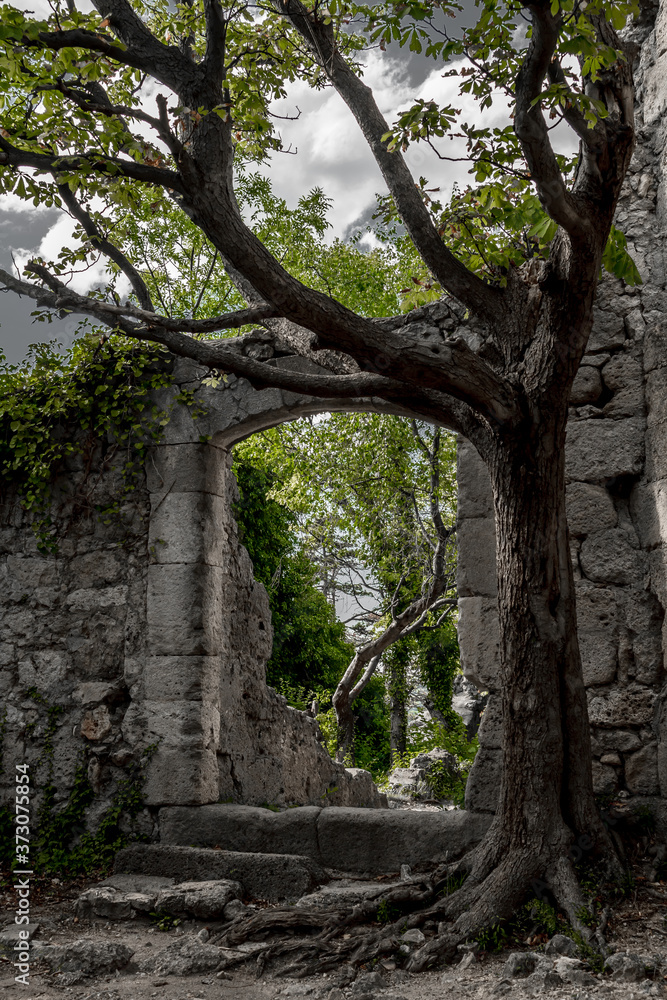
[0,363,387,840]
[459,2,667,819]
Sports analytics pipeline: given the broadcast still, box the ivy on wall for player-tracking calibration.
[0,335,173,551]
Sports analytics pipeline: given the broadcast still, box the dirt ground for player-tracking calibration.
[2,871,667,1000]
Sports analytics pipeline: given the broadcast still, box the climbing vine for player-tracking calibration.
[0,335,174,551]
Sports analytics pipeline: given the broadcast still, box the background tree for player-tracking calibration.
[0,0,642,962]
[239,413,459,763]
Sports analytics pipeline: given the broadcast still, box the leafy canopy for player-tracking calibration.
[0,0,642,299]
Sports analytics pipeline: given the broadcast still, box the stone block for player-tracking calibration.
[153,386,214,445]
[146,563,225,656]
[16,649,72,693]
[574,584,618,686]
[32,939,134,976]
[148,491,230,566]
[122,699,220,751]
[69,550,125,588]
[602,354,643,392]
[75,887,133,921]
[114,844,324,900]
[457,596,500,691]
[66,585,127,611]
[464,744,502,813]
[565,418,644,483]
[5,556,57,589]
[142,747,220,806]
[147,442,229,497]
[648,548,667,611]
[646,370,667,480]
[569,366,602,406]
[143,656,220,703]
[159,804,322,858]
[591,728,641,754]
[134,935,227,977]
[327,767,389,808]
[154,879,242,918]
[625,744,660,796]
[642,319,667,374]
[476,694,502,750]
[620,589,665,685]
[603,386,646,419]
[588,309,626,351]
[456,518,497,598]
[566,483,617,537]
[80,705,113,742]
[588,686,655,728]
[457,439,493,518]
[625,308,646,339]
[579,529,647,585]
[643,1,667,126]
[315,807,491,872]
[591,761,618,795]
[630,479,667,547]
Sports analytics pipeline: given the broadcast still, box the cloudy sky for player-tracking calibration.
[0,0,516,364]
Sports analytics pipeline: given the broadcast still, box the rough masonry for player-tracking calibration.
[0,366,390,836]
[2,0,667,847]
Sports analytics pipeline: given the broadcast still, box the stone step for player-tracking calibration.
[114,844,324,901]
[157,804,491,875]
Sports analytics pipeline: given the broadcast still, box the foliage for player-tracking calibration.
[233,456,355,694]
[385,717,478,806]
[0,337,173,551]
[150,912,182,932]
[237,413,457,634]
[108,172,426,325]
[414,615,461,728]
[367,0,642,287]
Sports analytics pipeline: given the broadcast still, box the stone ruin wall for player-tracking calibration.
[3,0,667,842]
[460,2,667,823]
[0,367,386,840]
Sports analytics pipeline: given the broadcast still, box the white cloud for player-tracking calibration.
[261,51,579,237]
[261,52,515,237]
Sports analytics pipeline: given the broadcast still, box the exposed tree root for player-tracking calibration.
[210,838,624,980]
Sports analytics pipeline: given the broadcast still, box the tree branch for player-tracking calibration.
[515,2,592,240]
[272,0,502,324]
[89,0,196,89]
[57,184,155,312]
[0,136,184,193]
[8,261,278,333]
[202,0,228,87]
[0,265,481,437]
[35,80,184,163]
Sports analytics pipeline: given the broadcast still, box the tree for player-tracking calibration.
[0,0,641,963]
[239,413,458,763]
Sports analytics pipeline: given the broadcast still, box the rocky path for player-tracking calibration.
[2,874,667,999]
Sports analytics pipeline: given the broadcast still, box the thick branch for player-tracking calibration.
[0,136,184,193]
[203,0,227,87]
[273,0,502,324]
[90,0,196,89]
[515,3,591,240]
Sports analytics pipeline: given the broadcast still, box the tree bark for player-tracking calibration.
[388,642,409,757]
[407,383,621,970]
